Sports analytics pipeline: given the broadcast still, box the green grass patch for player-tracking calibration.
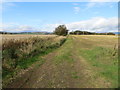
[53,37,74,65]
[17,48,56,69]
[71,71,80,79]
[79,47,118,87]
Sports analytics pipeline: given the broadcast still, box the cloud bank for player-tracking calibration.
[1,24,39,32]
[42,17,118,33]
[1,17,118,33]
[66,17,118,32]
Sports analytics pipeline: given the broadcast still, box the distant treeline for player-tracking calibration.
[0,32,14,34]
[0,30,116,35]
[0,31,52,35]
[69,30,115,35]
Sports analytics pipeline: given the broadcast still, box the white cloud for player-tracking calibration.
[41,17,118,33]
[3,2,16,10]
[39,17,118,33]
[1,24,39,32]
[73,7,80,14]
[41,24,60,32]
[86,2,96,8]
[66,17,118,32]
[15,26,36,32]
[73,3,79,5]
[1,17,118,33]
[0,2,16,13]
[86,2,104,8]
[85,2,116,10]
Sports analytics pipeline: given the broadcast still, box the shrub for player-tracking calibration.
[54,25,68,36]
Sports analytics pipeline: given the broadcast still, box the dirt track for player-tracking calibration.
[6,35,117,88]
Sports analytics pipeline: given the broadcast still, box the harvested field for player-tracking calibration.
[2,35,118,88]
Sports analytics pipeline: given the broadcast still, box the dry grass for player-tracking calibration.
[73,35,118,48]
[2,35,66,81]
[2,34,57,43]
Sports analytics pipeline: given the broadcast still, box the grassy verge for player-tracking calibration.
[79,47,118,87]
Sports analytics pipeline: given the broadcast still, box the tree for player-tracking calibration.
[54,25,68,36]
[107,32,115,35]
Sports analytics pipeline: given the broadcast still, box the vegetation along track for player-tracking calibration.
[5,35,118,88]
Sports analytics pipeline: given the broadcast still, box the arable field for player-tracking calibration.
[2,35,118,88]
[2,34,57,41]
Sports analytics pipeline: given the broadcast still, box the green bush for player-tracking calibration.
[54,25,68,36]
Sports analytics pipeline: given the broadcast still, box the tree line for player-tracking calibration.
[54,25,115,36]
[69,30,115,35]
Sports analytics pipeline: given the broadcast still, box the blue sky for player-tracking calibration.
[2,2,118,32]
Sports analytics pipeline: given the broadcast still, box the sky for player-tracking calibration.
[1,1,118,33]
